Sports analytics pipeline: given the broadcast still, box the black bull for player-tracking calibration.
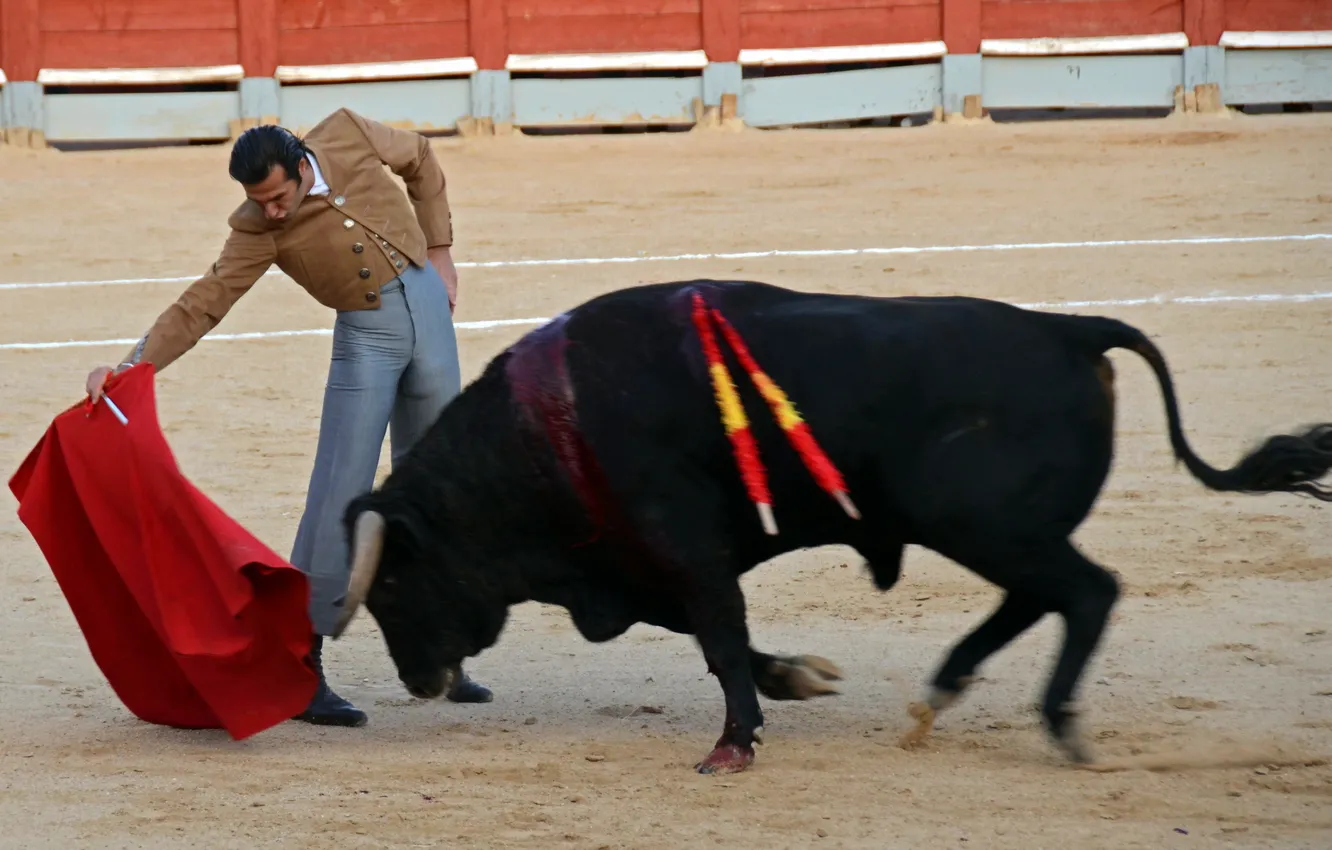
[330,279,1332,774]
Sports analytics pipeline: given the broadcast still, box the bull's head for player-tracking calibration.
[331,500,474,700]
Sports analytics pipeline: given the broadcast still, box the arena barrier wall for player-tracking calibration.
[0,0,1329,146]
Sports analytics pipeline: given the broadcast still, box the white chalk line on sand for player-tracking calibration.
[4,288,1332,352]
[0,231,1329,292]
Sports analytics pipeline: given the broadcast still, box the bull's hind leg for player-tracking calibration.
[900,591,1046,750]
[1032,541,1120,764]
[902,540,1120,764]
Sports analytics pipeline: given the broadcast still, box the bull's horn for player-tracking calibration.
[332,510,385,638]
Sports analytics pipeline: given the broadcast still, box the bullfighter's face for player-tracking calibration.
[333,508,470,700]
[243,158,313,223]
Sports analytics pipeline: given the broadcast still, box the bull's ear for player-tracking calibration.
[343,494,427,559]
[370,508,426,562]
[343,492,378,533]
[382,509,428,558]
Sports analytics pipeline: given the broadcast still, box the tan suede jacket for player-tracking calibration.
[122,107,453,371]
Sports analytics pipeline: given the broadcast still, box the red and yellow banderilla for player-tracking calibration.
[689,290,860,535]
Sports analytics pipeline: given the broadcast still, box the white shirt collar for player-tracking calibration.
[306,152,329,196]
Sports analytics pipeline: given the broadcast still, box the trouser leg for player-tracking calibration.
[390,261,462,464]
[389,262,493,704]
[289,281,413,725]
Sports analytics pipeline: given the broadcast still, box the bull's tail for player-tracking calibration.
[1052,312,1332,500]
[689,290,860,535]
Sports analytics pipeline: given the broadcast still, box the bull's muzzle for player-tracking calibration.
[405,665,457,700]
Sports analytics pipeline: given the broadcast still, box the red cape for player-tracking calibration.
[8,364,318,740]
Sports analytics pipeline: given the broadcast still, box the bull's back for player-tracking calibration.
[560,281,1112,517]
[559,280,1095,438]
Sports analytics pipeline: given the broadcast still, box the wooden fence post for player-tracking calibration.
[235,0,280,132]
[941,0,983,118]
[237,0,280,78]
[702,0,741,63]
[466,0,511,134]
[0,0,41,82]
[1,0,45,146]
[1183,0,1225,47]
[1182,0,1226,113]
[469,0,508,71]
[942,0,982,56]
[700,0,741,117]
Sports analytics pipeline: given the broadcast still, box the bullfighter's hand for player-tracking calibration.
[85,366,113,403]
[427,245,458,314]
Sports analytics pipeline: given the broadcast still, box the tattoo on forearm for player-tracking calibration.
[116,333,148,372]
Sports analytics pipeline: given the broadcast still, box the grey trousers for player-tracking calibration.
[290,261,462,635]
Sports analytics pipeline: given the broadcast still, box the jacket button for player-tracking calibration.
[366,291,378,303]
[359,268,371,279]
[352,243,363,253]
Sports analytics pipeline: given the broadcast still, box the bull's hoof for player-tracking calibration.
[695,743,755,775]
[898,701,937,750]
[1046,709,1095,765]
[1061,741,1096,766]
[898,684,967,751]
[793,654,844,682]
[758,654,844,701]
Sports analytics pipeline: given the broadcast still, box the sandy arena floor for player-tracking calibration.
[1,112,1331,849]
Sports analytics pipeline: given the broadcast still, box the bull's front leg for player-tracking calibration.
[689,583,766,775]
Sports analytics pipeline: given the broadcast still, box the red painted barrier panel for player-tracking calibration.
[740,0,943,49]
[3,0,1332,83]
[504,0,704,56]
[981,0,1185,40]
[1225,0,1332,33]
[39,0,238,70]
[277,0,470,67]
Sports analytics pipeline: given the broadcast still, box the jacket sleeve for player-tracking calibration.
[120,227,276,373]
[344,109,453,248]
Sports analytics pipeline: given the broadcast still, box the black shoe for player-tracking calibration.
[294,635,368,727]
[447,666,494,703]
